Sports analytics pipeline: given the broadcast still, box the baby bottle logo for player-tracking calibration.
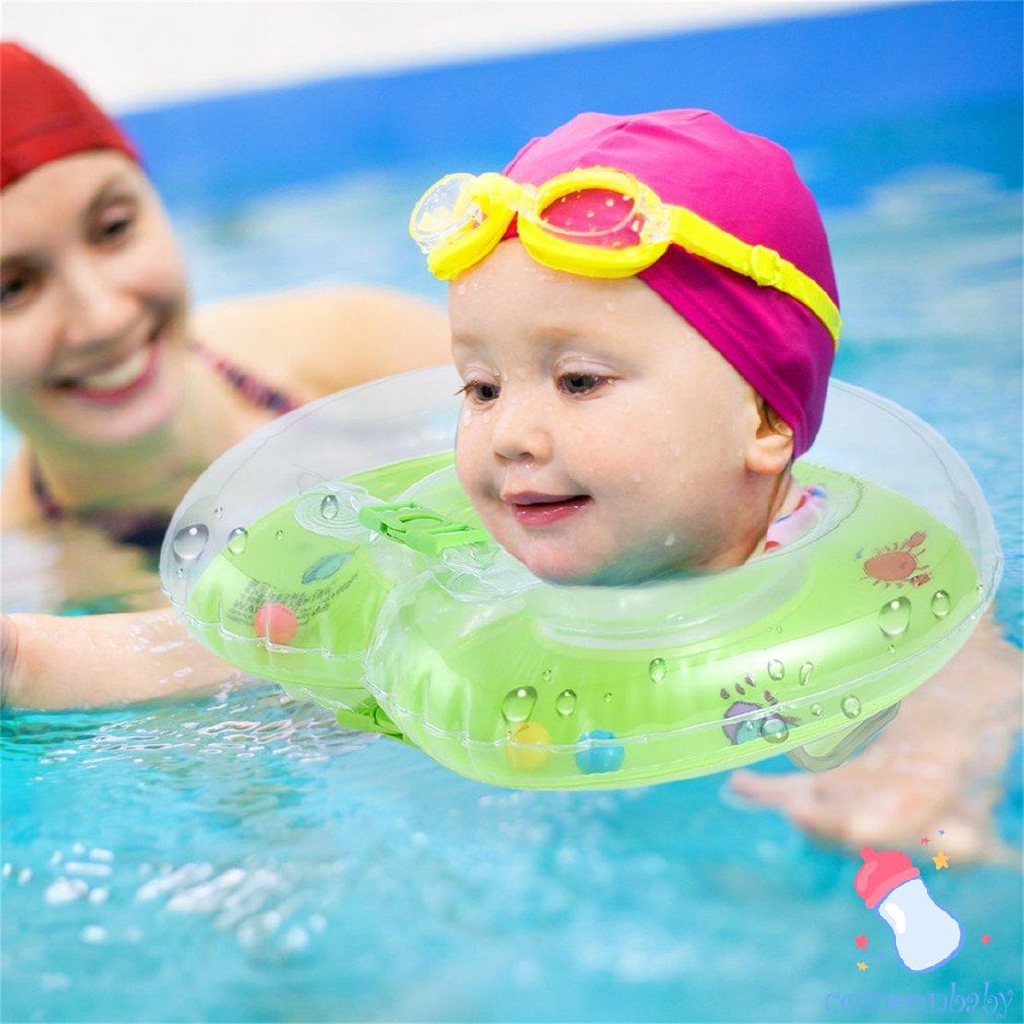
[854,846,964,972]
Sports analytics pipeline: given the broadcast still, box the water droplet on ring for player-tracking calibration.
[171,523,208,562]
[320,494,339,520]
[226,528,248,555]
[501,686,537,723]
[841,695,862,719]
[648,658,666,684]
[799,662,813,686]
[555,690,577,717]
[275,529,285,542]
[810,703,824,717]
[768,659,785,681]
[879,596,911,638]
[930,590,951,619]
[762,718,789,743]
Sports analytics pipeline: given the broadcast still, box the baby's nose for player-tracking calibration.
[491,395,553,463]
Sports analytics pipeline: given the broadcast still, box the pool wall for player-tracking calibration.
[106,1,1022,210]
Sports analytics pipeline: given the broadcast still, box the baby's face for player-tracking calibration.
[450,240,772,585]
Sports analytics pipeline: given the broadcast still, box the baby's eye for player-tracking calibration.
[558,372,604,395]
[457,380,501,404]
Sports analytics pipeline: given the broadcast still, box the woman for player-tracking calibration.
[0,42,448,702]
[1,42,449,542]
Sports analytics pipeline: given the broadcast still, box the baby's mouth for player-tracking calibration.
[504,492,593,527]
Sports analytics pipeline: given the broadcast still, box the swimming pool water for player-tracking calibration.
[2,18,1022,1024]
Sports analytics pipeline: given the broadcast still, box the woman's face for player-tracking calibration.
[0,151,190,453]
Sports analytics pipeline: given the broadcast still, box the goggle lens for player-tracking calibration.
[532,188,646,251]
[410,173,483,253]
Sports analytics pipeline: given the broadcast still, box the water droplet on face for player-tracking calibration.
[555,689,577,717]
[931,590,951,619]
[799,662,813,686]
[768,659,785,681]
[762,718,788,743]
[227,528,248,555]
[878,596,911,638]
[172,523,208,562]
[648,658,666,684]
[541,669,552,683]
[603,692,613,704]
[811,703,824,717]
[213,506,223,519]
[501,686,538,723]
[841,695,862,719]
[456,283,467,295]
[275,530,285,542]
[175,568,184,578]
[320,494,339,520]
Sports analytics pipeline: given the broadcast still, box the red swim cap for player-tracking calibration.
[502,110,839,457]
[1,42,139,191]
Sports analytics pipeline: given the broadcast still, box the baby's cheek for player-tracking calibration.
[454,422,490,505]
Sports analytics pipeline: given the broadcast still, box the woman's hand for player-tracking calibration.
[0,607,244,710]
[1,613,22,706]
[729,611,1022,865]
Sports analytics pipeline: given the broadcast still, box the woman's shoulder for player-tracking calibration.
[193,286,449,399]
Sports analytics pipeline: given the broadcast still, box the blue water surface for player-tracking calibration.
[2,6,1022,1022]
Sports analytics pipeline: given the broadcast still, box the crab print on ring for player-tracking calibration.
[862,531,931,588]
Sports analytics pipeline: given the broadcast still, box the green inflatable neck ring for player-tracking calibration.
[161,366,1001,789]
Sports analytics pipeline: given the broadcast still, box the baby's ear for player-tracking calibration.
[746,394,794,476]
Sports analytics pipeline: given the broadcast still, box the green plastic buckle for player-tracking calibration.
[358,501,489,555]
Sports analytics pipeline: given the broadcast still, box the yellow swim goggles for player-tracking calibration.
[409,166,841,347]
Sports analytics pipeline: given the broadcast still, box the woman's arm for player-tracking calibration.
[194,285,451,399]
[1,607,243,710]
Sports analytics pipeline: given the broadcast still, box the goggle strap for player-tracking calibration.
[412,169,841,346]
[669,208,841,347]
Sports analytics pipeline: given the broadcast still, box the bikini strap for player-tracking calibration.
[28,343,300,532]
[29,453,65,521]
[191,341,301,414]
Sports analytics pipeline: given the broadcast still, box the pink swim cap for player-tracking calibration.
[502,110,839,457]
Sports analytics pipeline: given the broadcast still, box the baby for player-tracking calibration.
[412,109,838,585]
[5,110,1017,868]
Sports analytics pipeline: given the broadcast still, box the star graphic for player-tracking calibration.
[857,961,868,971]
[920,836,930,845]
[982,935,991,944]
[854,934,869,950]
[932,850,950,870]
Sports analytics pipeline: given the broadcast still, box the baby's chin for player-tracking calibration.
[507,538,661,588]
